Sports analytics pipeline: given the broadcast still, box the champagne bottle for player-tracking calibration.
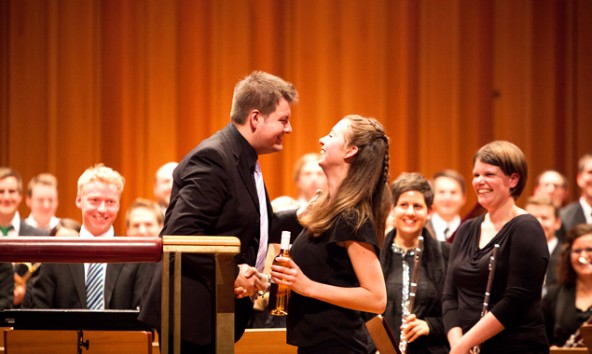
[269,231,291,316]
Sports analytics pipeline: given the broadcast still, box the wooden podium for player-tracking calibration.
[160,235,240,354]
[0,235,241,354]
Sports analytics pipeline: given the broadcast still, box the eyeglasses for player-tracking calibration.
[572,247,592,255]
[542,183,566,190]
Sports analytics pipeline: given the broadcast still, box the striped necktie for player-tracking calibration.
[86,263,105,310]
[254,161,268,272]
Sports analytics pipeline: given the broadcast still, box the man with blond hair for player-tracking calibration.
[28,164,149,310]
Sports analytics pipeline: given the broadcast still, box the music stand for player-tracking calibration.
[366,314,402,354]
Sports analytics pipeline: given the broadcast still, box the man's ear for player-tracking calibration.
[344,145,358,159]
[75,195,82,209]
[248,109,262,132]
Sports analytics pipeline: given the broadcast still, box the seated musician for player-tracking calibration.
[0,167,48,308]
[26,164,150,310]
[542,223,592,347]
[380,172,450,353]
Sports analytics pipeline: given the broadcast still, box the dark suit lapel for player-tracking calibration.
[105,264,123,309]
[18,221,48,236]
[68,264,87,307]
[576,205,587,225]
[223,127,260,208]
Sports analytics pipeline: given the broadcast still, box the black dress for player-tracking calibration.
[542,284,592,346]
[287,215,379,354]
[380,228,450,354]
[442,214,550,353]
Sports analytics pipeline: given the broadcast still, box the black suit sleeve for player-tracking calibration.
[163,148,229,236]
[27,263,57,308]
[0,263,14,310]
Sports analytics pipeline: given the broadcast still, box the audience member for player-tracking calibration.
[139,71,298,353]
[561,154,592,233]
[534,170,569,208]
[153,161,178,214]
[542,224,592,347]
[381,172,450,353]
[28,164,149,310]
[0,167,47,307]
[293,152,327,206]
[24,173,60,231]
[126,198,164,237]
[428,169,467,243]
[525,196,562,290]
[49,218,82,237]
[0,168,47,237]
[443,141,549,353]
[270,195,300,212]
[272,115,389,353]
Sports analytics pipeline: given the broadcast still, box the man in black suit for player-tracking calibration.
[525,196,562,290]
[27,164,149,310]
[0,167,47,307]
[0,167,47,237]
[560,154,592,233]
[139,71,298,353]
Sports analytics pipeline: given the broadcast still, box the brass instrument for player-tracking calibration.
[399,236,424,354]
[14,262,41,285]
[470,244,499,354]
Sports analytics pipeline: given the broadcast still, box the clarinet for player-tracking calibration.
[470,244,499,354]
[399,236,424,354]
[562,317,592,348]
[563,257,592,347]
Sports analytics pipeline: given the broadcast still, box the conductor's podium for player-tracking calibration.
[0,235,240,354]
[0,309,155,354]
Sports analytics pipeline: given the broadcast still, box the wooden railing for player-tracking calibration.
[0,235,241,354]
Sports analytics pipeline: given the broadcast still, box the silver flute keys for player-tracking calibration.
[399,236,424,354]
[470,244,500,354]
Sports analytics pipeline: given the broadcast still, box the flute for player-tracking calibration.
[470,244,499,354]
[399,235,424,354]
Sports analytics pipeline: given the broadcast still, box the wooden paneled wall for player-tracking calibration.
[1,0,591,234]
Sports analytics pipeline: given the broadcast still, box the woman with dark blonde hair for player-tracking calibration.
[542,223,592,347]
[272,115,390,353]
[443,140,549,353]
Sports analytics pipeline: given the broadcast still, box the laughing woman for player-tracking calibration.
[381,172,450,354]
[271,115,390,353]
[442,141,549,354]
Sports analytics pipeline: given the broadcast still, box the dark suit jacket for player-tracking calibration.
[560,201,588,235]
[27,262,149,310]
[139,123,272,345]
[270,209,302,244]
[18,220,47,236]
[16,220,47,308]
[0,263,14,310]
[545,241,561,288]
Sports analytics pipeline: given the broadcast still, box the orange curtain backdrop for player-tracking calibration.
[1,0,591,234]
